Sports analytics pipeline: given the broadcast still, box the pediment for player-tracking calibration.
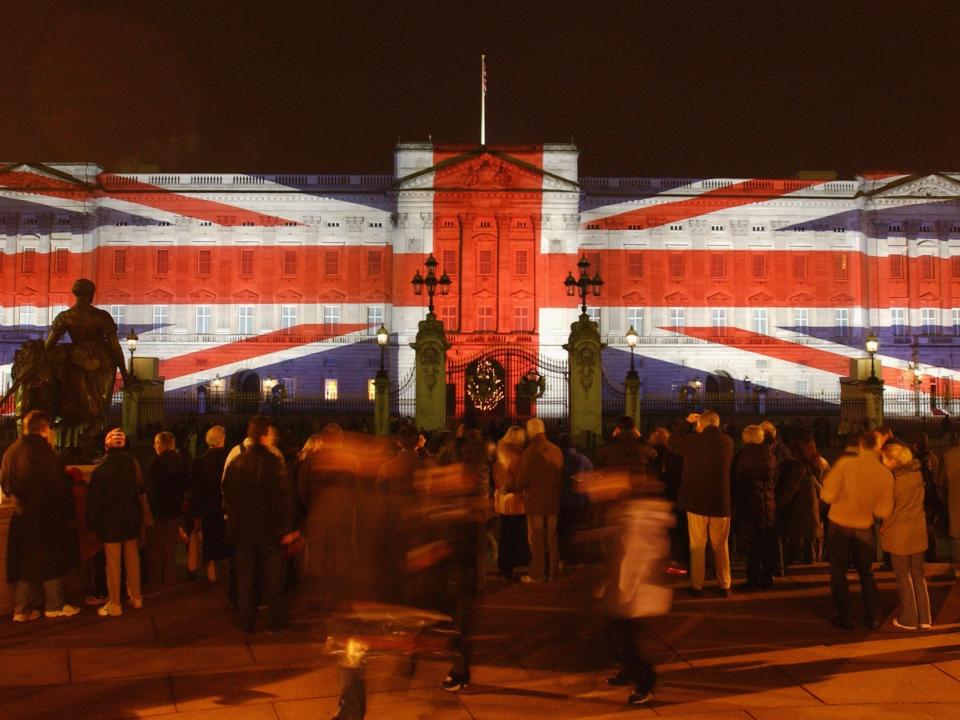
[868,173,960,199]
[473,288,496,299]
[102,289,131,302]
[748,291,774,305]
[0,162,93,189]
[706,291,733,304]
[146,289,173,301]
[919,291,940,302]
[188,288,216,301]
[508,288,534,299]
[789,291,815,304]
[395,148,578,192]
[664,291,688,303]
[16,285,38,297]
[362,289,390,301]
[232,289,261,301]
[275,289,303,301]
[317,289,346,302]
[830,292,856,304]
[622,291,647,303]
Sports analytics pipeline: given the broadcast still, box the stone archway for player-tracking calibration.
[705,370,735,396]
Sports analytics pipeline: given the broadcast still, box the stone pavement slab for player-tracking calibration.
[0,649,69,687]
[0,677,174,720]
[778,661,960,704]
[748,703,960,720]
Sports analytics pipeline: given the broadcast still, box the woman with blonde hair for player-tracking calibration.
[494,426,529,580]
[881,442,932,629]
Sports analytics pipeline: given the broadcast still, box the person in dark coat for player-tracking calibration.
[191,425,229,582]
[733,425,778,590]
[0,410,80,621]
[222,416,295,632]
[88,428,143,616]
[147,431,190,585]
[667,410,735,596]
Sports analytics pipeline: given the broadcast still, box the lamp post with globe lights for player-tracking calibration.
[624,325,641,427]
[373,324,390,436]
[865,331,880,383]
[411,254,451,316]
[125,329,138,379]
[564,254,604,316]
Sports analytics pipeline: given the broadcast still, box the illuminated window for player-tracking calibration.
[325,379,338,401]
[710,254,726,279]
[155,248,170,275]
[53,248,68,274]
[197,249,212,276]
[112,248,126,275]
[478,249,493,276]
[751,253,767,279]
[239,249,254,276]
[514,306,531,331]
[834,253,848,280]
[238,305,254,334]
[711,308,727,335]
[325,250,340,276]
[752,308,769,335]
[890,254,905,279]
[152,305,169,333]
[109,305,126,328]
[366,305,383,334]
[196,305,212,334]
[281,305,297,331]
[628,253,644,278]
[368,378,376,401]
[367,250,382,276]
[282,249,297,276]
[440,305,457,330]
[793,254,807,279]
[323,305,340,333]
[669,307,685,332]
[669,253,684,279]
[477,306,494,330]
[442,249,456,275]
[920,255,936,280]
[627,307,644,335]
[793,308,809,332]
[921,307,938,334]
[891,308,907,336]
[514,250,529,276]
[835,309,849,337]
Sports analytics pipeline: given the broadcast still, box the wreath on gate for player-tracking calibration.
[466,359,504,411]
[517,369,546,399]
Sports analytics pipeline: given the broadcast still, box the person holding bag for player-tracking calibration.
[493,425,529,580]
[87,428,144,617]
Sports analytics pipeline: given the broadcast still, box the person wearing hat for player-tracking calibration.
[88,428,144,616]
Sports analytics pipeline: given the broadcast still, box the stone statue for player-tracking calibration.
[1,279,131,449]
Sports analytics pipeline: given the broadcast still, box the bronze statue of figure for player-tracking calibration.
[2,279,131,448]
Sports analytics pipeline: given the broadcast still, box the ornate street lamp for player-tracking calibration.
[125,328,138,378]
[376,324,389,374]
[411,253,451,315]
[625,325,638,375]
[912,364,923,418]
[564,254,604,315]
[865,331,880,383]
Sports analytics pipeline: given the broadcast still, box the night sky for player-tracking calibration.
[3,0,960,179]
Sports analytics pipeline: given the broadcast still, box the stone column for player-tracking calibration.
[624,369,641,431]
[564,314,605,450]
[373,370,390,436]
[410,313,450,432]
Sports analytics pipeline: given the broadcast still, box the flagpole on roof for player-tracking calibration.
[481,54,486,146]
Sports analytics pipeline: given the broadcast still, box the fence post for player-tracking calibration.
[624,371,641,430]
[564,314,605,450]
[410,313,450,432]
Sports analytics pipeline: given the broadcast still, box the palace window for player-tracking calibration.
[835,308,850,337]
[367,250,382,277]
[17,306,34,327]
[834,253,848,280]
[238,305,254,335]
[921,307,938,334]
[953,308,960,336]
[325,250,340,276]
[795,379,810,395]
[282,250,297,276]
[793,254,807,279]
[155,248,170,275]
[920,255,936,280]
[890,254,905,279]
[515,250,529,276]
[952,256,960,279]
[440,305,457,330]
[669,253,684,279]
[152,305,169,333]
[627,307,644,335]
[587,307,601,327]
[109,305,126,328]
[710,254,726,279]
[196,305,212,334]
[281,305,297,332]
[477,305,494,331]
[112,248,126,275]
[366,305,383,334]
[323,305,340,333]
[793,308,809,333]
[239,249,254,276]
[752,308,769,335]
[514,306,531,331]
[669,224,683,231]
[711,308,727,336]
[368,378,377,401]
[53,248,68,274]
[669,307,685,332]
[197,249,212,276]
[442,249,456,275]
[751,253,767,279]
[891,308,907,337]
[628,252,644,278]
[325,379,338,401]
[478,249,493,276]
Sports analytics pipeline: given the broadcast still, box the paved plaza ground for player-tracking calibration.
[0,562,959,720]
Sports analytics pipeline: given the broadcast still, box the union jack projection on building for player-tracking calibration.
[2,144,959,412]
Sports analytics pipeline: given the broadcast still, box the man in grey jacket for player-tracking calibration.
[517,418,564,583]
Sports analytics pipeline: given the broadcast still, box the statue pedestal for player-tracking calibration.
[410,313,450,432]
[624,370,641,430]
[564,314,605,451]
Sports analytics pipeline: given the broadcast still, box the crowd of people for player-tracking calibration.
[2,407,960,715]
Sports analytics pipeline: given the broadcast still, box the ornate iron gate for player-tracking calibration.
[446,346,568,426]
